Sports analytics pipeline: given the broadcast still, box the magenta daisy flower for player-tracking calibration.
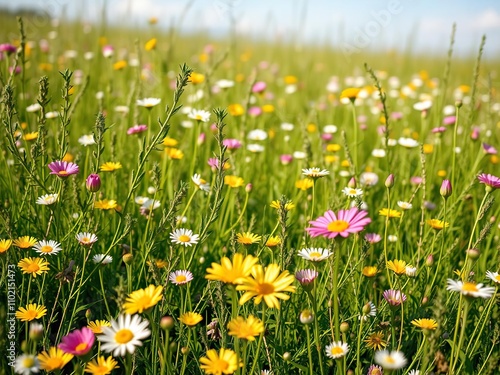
[477,173,500,190]
[223,139,242,150]
[127,124,148,135]
[383,289,407,307]
[58,327,95,356]
[306,207,371,239]
[365,233,382,244]
[48,161,79,178]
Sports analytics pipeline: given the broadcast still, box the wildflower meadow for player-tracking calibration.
[1,6,500,375]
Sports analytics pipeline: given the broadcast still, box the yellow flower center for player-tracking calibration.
[385,356,395,364]
[115,328,134,344]
[309,252,322,259]
[27,263,40,273]
[213,359,229,371]
[25,310,38,320]
[178,235,190,243]
[238,237,253,245]
[41,245,53,253]
[75,342,88,352]
[176,275,187,283]
[327,220,349,232]
[22,357,35,367]
[330,346,344,355]
[495,275,500,282]
[462,282,478,292]
[257,282,275,295]
[82,237,90,243]
[59,170,68,175]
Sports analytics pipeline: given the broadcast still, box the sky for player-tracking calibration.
[2,0,500,58]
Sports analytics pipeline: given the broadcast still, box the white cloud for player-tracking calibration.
[469,9,500,29]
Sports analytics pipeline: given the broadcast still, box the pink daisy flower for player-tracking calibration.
[58,327,95,356]
[482,143,498,155]
[365,233,382,244]
[295,269,318,291]
[48,161,79,177]
[306,207,371,239]
[478,173,500,189]
[127,124,148,135]
[443,115,456,125]
[223,138,242,150]
[383,289,407,307]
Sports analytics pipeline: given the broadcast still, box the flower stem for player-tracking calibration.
[250,304,266,375]
[450,299,470,374]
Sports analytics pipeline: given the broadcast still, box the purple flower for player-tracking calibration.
[280,154,293,165]
[295,269,318,292]
[432,126,447,134]
[478,173,500,190]
[0,43,17,54]
[127,124,147,135]
[223,138,242,150]
[383,290,407,307]
[307,207,371,239]
[58,327,95,356]
[365,233,382,244]
[440,179,452,198]
[48,161,79,178]
[482,143,498,155]
[410,176,422,185]
[443,115,456,125]
[86,174,101,192]
[252,81,266,93]
[248,106,262,117]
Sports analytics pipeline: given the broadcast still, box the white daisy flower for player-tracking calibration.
[486,270,500,284]
[14,354,40,375]
[388,235,398,242]
[187,108,211,122]
[78,134,96,146]
[45,111,59,119]
[293,151,306,159]
[247,129,268,141]
[93,254,113,265]
[36,193,58,205]
[247,144,265,153]
[191,174,210,192]
[323,124,338,134]
[360,172,379,186]
[408,370,420,375]
[26,103,42,112]
[98,314,151,357]
[297,248,332,262]
[398,137,419,148]
[215,79,234,89]
[169,270,194,285]
[33,240,62,256]
[136,97,161,108]
[446,279,496,299]
[76,232,98,246]
[170,228,200,247]
[374,349,407,370]
[135,196,149,205]
[397,201,413,210]
[302,168,330,178]
[140,199,161,211]
[413,100,432,111]
[280,122,294,131]
[325,341,349,359]
[372,148,386,158]
[114,105,130,114]
[405,265,417,277]
[342,187,363,198]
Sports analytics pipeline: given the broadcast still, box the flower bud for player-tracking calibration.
[181,347,189,355]
[122,253,133,265]
[85,309,92,320]
[425,254,434,267]
[300,309,314,324]
[362,302,372,316]
[348,177,357,188]
[385,174,395,189]
[283,352,292,362]
[29,322,44,341]
[340,322,350,333]
[160,316,175,331]
[440,179,452,198]
[21,340,29,353]
[466,248,480,260]
[86,173,101,192]
[245,183,253,193]
[455,100,463,108]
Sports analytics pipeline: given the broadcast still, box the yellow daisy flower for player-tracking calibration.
[18,257,50,277]
[100,162,122,172]
[38,347,73,371]
[236,232,261,245]
[88,320,112,334]
[179,312,203,327]
[122,285,163,314]
[205,253,259,285]
[13,236,37,249]
[0,239,13,253]
[227,315,264,341]
[15,304,47,321]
